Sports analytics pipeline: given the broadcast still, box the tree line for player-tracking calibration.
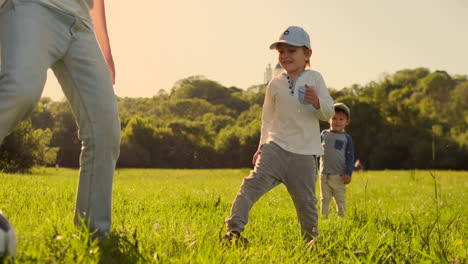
[1,68,467,172]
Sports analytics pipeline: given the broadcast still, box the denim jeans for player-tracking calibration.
[225,141,319,241]
[0,0,121,233]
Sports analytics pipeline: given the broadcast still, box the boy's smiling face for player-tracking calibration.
[276,43,311,78]
[329,111,350,132]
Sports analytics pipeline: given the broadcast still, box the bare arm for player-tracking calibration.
[90,0,115,84]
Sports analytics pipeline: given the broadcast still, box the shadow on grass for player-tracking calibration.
[97,233,146,264]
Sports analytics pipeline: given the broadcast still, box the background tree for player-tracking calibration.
[2,68,467,170]
[48,101,81,167]
[0,120,57,172]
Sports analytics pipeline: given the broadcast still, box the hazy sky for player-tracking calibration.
[42,0,468,101]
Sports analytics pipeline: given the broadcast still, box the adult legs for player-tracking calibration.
[0,0,63,142]
[51,17,120,234]
[0,1,120,234]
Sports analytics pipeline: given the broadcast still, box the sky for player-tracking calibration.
[42,0,468,101]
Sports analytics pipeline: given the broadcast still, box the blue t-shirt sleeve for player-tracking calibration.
[344,133,355,176]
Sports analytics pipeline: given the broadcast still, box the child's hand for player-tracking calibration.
[252,149,261,165]
[304,84,320,109]
[343,174,351,184]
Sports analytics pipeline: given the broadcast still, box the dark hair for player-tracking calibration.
[335,108,349,119]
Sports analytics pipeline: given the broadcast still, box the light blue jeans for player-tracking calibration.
[0,0,121,234]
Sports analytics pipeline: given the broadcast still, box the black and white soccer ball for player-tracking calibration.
[0,211,16,258]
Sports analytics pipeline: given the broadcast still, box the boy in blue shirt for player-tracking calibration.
[319,103,354,218]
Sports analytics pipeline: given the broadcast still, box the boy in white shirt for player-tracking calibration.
[223,26,334,245]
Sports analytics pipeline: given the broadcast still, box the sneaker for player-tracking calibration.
[222,231,249,246]
[91,230,111,240]
[305,236,319,249]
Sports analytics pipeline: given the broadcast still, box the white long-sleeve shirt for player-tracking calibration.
[259,69,334,155]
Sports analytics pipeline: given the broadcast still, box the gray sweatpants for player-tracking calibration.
[226,141,319,241]
[0,0,120,234]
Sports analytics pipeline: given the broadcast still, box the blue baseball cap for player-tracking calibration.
[270,26,311,50]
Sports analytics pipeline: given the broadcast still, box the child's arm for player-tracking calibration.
[254,83,275,165]
[343,174,351,184]
[90,0,115,84]
[258,83,274,146]
[252,87,275,165]
[304,73,334,121]
[252,148,261,165]
[304,84,320,109]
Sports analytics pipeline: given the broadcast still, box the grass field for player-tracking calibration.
[0,168,466,263]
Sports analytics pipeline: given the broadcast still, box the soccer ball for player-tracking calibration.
[0,211,16,258]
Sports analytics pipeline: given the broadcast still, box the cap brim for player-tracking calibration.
[270,40,308,49]
[334,105,351,117]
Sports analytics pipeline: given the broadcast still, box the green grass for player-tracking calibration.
[0,169,466,263]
